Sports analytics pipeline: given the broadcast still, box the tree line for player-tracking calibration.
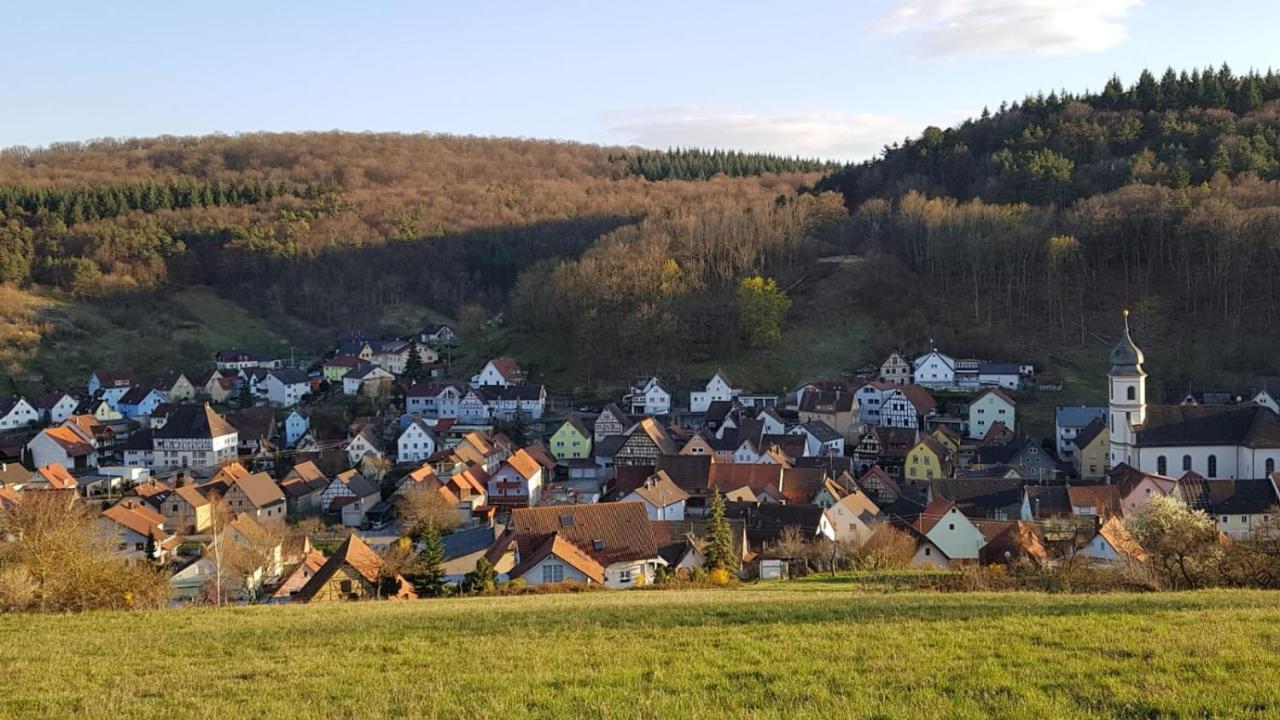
[613,148,841,181]
[819,65,1280,208]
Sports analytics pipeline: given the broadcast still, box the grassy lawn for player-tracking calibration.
[2,583,1279,718]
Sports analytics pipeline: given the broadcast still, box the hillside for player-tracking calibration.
[2,583,1278,718]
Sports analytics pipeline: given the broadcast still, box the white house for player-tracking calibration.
[487,449,544,508]
[628,376,672,416]
[621,472,688,521]
[397,419,438,464]
[825,490,882,545]
[87,370,134,402]
[419,323,456,346]
[35,392,79,426]
[458,388,494,424]
[789,421,845,457]
[855,381,895,428]
[319,470,382,527]
[491,384,547,421]
[978,363,1022,390]
[343,365,395,396]
[115,387,168,419]
[152,404,238,474]
[968,388,1017,439]
[283,410,310,447]
[0,397,39,431]
[879,386,936,430]
[472,357,526,387]
[406,383,466,418]
[689,372,739,413]
[263,369,310,407]
[27,426,98,470]
[495,503,666,589]
[911,499,985,561]
[345,426,385,467]
[912,350,956,390]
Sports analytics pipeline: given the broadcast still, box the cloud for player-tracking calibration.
[870,0,1141,58]
[604,108,925,163]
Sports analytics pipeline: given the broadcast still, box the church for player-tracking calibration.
[1109,311,1280,479]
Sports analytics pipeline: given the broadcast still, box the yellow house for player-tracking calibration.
[549,417,592,461]
[930,426,961,456]
[905,437,951,481]
[1073,417,1109,478]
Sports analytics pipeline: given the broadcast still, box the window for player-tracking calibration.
[948,523,955,531]
[1222,515,1229,523]
[1208,455,1218,478]
[1183,455,1192,472]
[1268,459,1276,475]
[618,568,634,583]
[924,547,932,556]
[1157,456,1167,475]
[542,564,564,583]
[340,580,352,593]
[1127,386,1136,401]
[1242,516,1249,523]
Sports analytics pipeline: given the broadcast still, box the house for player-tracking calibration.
[346,426,385,467]
[320,470,383,527]
[270,549,329,603]
[1181,476,1280,539]
[825,488,882,545]
[614,418,678,467]
[0,397,39,431]
[27,426,98,470]
[931,426,961,456]
[101,501,176,563]
[978,521,1049,566]
[490,502,664,588]
[87,369,135,405]
[723,501,836,549]
[397,419,438,464]
[192,370,236,403]
[1110,464,1177,516]
[853,426,917,477]
[593,403,630,442]
[152,404,238,475]
[26,462,79,491]
[798,390,857,440]
[120,429,154,467]
[419,323,456,346]
[907,498,985,562]
[972,437,1058,481]
[491,383,547,421]
[1073,418,1109,478]
[222,471,287,521]
[968,388,1016,440]
[342,364,395,397]
[904,436,951,481]
[1067,485,1122,519]
[405,382,467,418]
[689,372,739,413]
[1078,516,1147,563]
[627,376,672,416]
[855,381,895,428]
[215,349,280,371]
[978,363,1023,390]
[789,421,845,457]
[262,369,310,407]
[879,352,911,385]
[549,417,593,461]
[293,533,416,602]
[35,392,78,425]
[487,448,545,509]
[283,410,310,448]
[912,350,956,389]
[621,471,689,521]
[879,385,936,430]
[116,386,168,419]
[472,357,527,387]
[159,483,212,533]
[1054,406,1108,460]
[280,461,330,516]
[323,356,365,383]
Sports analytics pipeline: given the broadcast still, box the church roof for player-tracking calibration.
[1109,310,1145,376]
[1137,404,1280,448]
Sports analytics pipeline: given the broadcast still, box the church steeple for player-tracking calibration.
[1108,310,1147,468]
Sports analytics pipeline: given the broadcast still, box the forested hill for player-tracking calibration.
[809,66,1280,398]
[818,65,1280,207]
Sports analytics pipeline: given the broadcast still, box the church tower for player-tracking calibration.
[1108,310,1146,468]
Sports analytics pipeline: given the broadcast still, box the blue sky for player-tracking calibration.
[4,1,1277,160]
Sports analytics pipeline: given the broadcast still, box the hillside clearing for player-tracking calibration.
[2,584,1278,718]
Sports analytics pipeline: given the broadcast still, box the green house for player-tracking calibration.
[549,417,592,461]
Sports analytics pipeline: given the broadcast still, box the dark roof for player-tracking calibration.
[799,390,854,414]
[1075,417,1108,447]
[118,386,161,406]
[778,468,828,505]
[1109,311,1144,374]
[594,434,627,459]
[153,404,237,440]
[974,437,1040,465]
[798,421,842,443]
[121,428,154,451]
[1137,405,1280,448]
[979,363,1021,375]
[723,501,827,543]
[269,368,310,384]
[793,455,854,476]
[655,455,712,494]
[225,408,277,441]
[494,383,545,401]
[704,400,737,426]
[506,502,659,566]
[1024,485,1072,517]
[1185,477,1280,515]
[933,477,1025,514]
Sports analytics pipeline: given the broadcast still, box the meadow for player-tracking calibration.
[2,580,1279,719]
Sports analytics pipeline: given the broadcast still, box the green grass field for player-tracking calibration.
[3,582,1279,718]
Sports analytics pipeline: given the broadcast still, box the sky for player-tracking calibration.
[4,0,1278,161]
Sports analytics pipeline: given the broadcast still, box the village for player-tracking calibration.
[1,311,1278,604]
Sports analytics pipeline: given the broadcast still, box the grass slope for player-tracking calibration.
[2,583,1278,718]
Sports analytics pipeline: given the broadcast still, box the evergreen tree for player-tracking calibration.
[144,534,158,564]
[703,491,737,571]
[402,342,425,383]
[462,557,497,593]
[412,525,447,597]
